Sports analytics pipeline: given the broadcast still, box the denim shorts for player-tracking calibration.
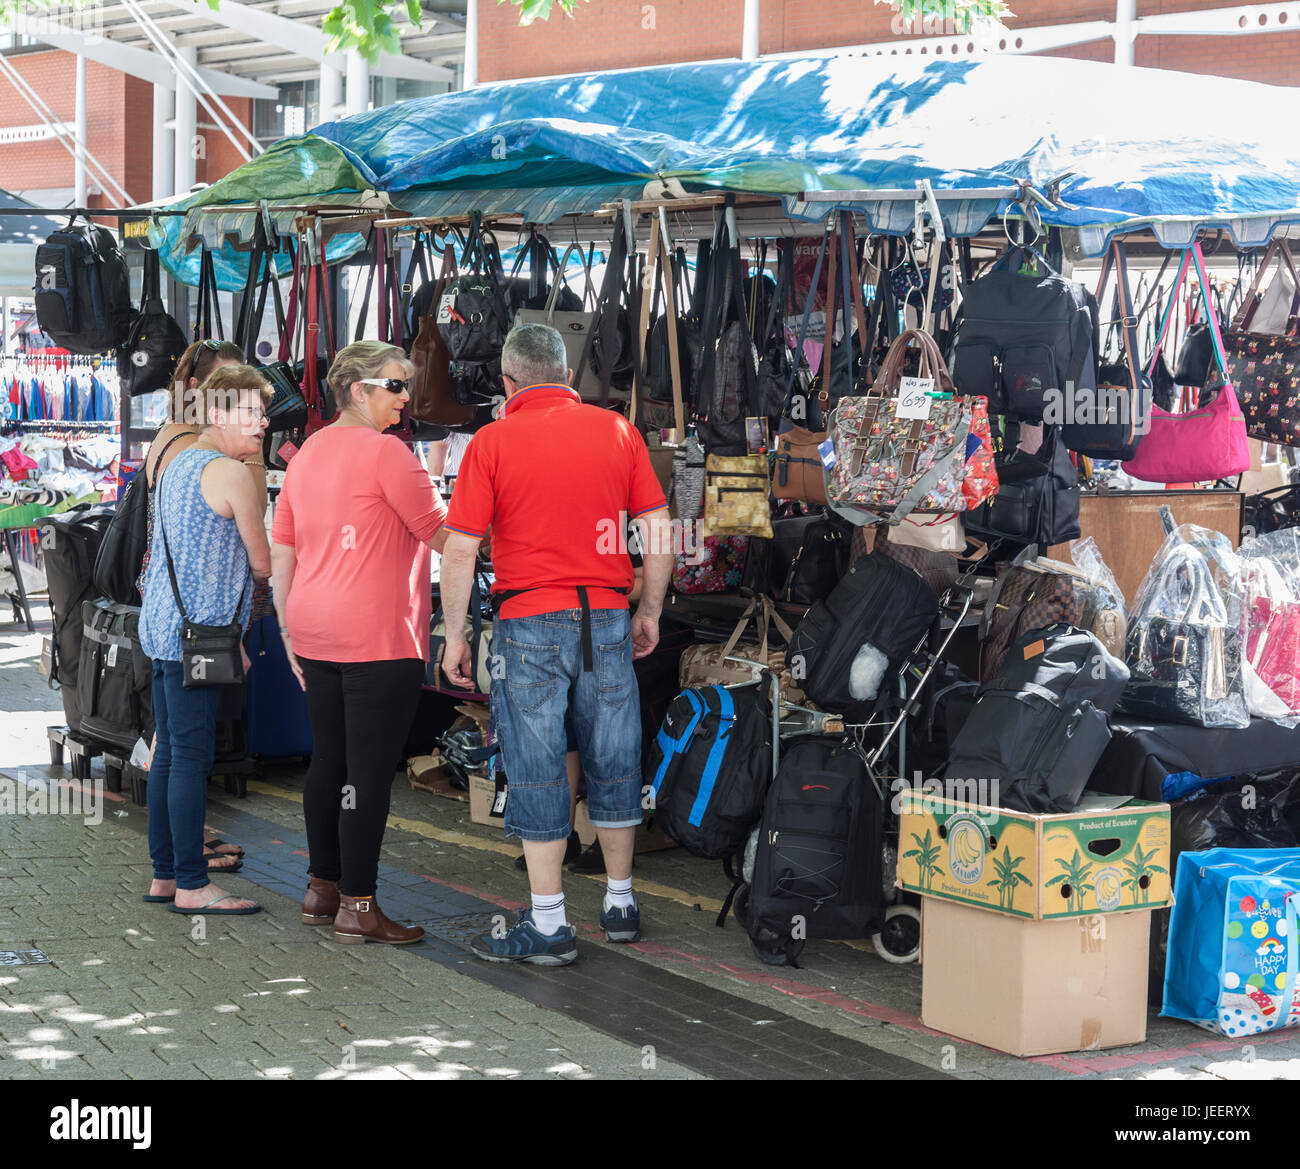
[492,607,643,843]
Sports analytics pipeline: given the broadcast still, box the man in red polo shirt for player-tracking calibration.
[440,323,673,966]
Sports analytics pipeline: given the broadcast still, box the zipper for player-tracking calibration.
[714,486,765,498]
[707,470,769,480]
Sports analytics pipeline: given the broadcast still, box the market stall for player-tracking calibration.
[43,52,1300,1055]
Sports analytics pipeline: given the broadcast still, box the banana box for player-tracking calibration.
[897,790,1171,919]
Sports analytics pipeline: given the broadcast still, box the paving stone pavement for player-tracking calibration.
[3,607,1300,1081]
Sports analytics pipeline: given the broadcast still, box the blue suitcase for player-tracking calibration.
[242,615,313,759]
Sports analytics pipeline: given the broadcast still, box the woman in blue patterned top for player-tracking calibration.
[139,366,272,916]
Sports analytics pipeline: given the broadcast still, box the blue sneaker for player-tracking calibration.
[600,900,641,943]
[469,908,578,966]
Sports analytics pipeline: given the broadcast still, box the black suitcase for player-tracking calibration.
[37,505,115,731]
[738,735,885,967]
[787,551,937,717]
[76,599,154,752]
[646,682,772,860]
[944,624,1129,814]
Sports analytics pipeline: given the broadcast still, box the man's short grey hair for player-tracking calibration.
[501,323,568,388]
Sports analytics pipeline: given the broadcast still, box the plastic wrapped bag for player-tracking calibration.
[1236,534,1300,725]
[1122,508,1250,729]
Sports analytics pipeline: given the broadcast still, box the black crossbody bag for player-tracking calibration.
[159,504,248,690]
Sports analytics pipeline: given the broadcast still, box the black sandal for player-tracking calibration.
[203,837,244,858]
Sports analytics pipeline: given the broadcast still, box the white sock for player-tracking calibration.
[604,876,634,911]
[530,893,568,935]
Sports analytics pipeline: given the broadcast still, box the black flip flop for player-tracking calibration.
[203,837,245,858]
[142,893,175,903]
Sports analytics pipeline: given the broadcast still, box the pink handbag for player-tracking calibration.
[1123,244,1251,483]
[1248,597,1300,712]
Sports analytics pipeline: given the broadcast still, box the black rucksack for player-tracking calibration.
[35,215,133,354]
[646,683,772,860]
[738,735,885,967]
[437,222,511,408]
[949,245,1098,422]
[37,506,115,731]
[77,599,154,752]
[788,552,938,717]
[944,624,1129,814]
[964,421,1082,550]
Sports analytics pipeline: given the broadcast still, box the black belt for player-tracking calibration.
[491,585,631,672]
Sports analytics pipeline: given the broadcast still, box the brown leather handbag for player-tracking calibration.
[771,425,828,505]
[409,243,475,428]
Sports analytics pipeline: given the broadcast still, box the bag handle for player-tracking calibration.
[1235,239,1300,332]
[780,223,831,422]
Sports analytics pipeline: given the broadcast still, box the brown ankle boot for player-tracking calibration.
[333,893,425,946]
[301,876,340,926]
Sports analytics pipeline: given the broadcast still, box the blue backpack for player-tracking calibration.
[35,215,133,355]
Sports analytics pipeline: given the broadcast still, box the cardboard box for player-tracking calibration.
[921,896,1152,1056]
[573,798,676,855]
[468,774,504,826]
[897,791,1171,919]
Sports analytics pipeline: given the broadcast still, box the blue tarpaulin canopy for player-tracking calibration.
[158,54,1300,286]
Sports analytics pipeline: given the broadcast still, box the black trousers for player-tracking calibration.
[299,657,424,897]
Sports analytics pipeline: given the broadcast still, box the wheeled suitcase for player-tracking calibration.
[242,614,313,759]
[37,505,114,731]
[76,598,153,752]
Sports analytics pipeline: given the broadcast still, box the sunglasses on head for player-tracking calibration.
[200,339,224,353]
[359,378,410,394]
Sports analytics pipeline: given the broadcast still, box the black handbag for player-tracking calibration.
[762,510,849,605]
[116,250,188,397]
[1243,483,1300,538]
[1121,541,1246,727]
[160,508,247,690]
[964,422,1080,549]
[235,225,309,434]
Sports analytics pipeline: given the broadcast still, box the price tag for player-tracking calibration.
[436,292,456,324]
[277,440,300,465]
[107,644,118,669]
[895,376,934,421]
[817,438,837,470]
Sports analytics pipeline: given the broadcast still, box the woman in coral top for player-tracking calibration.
[271,340,447,945]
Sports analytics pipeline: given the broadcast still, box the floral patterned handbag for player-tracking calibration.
[671,534,750,595]
[826,329,974,523]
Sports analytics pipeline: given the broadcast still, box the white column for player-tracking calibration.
[319,61,343,123]
[344,49,369,116]
[463,0,478,89]
[742,0,759,60]
[152,83,173,201]
[74,55,87,206]
[1114,0,1135,65]
[173,46,197,193]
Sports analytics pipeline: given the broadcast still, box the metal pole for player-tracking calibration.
[152,83,173,201]
[74,55,87,207]
[345,49,369,116]
[174,45,198,194]
[742,0,760,60]
[1114,0,1136,65]
[463,0,478,89]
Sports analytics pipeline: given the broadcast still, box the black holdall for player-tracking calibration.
[944,625,1129,815]
[117,249,188,397]
[159,511,247,691]
[949,242,1099,421]
[761,508,850,606]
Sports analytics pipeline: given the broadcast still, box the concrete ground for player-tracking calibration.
[1,602,1297,1082]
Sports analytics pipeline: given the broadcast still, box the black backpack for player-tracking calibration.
[964,422,1082,550]
[35,214,133,354]
[738,735,885,967]
[437,220,511,407]
[949,244,1098,422]
[77,599,154,752]
[788,551,938,717]
[944,624,1129,814]
[116,249,187,397]
[37,506,115,732]
[646,682,772,860]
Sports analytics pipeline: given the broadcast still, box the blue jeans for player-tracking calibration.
[147,660,222,890]
[493,608,642,843]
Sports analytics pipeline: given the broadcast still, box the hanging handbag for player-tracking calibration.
[762,509,849,605]
[409,237,476,429]
[1243,483,1300,537]
[670,434,706,522]
[1060,239,1151,460]
[825,328,974,523]
[672,534,750,595]
[1241,557,1300,715]
[160,507,247,690]
[1124,245,1251,483]
[1222,239,1300,446]
[574,216,637,408]
[964,420,1081,548]
[117,249,188,397]
[513,242,597,382]
[701,452,773,539]
[1122,541,1248,729]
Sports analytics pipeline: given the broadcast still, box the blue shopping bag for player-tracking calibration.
[1163,848,1300,1036]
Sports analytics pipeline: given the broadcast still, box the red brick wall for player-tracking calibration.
[479,0,1300,87]
[0,48,256,209]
